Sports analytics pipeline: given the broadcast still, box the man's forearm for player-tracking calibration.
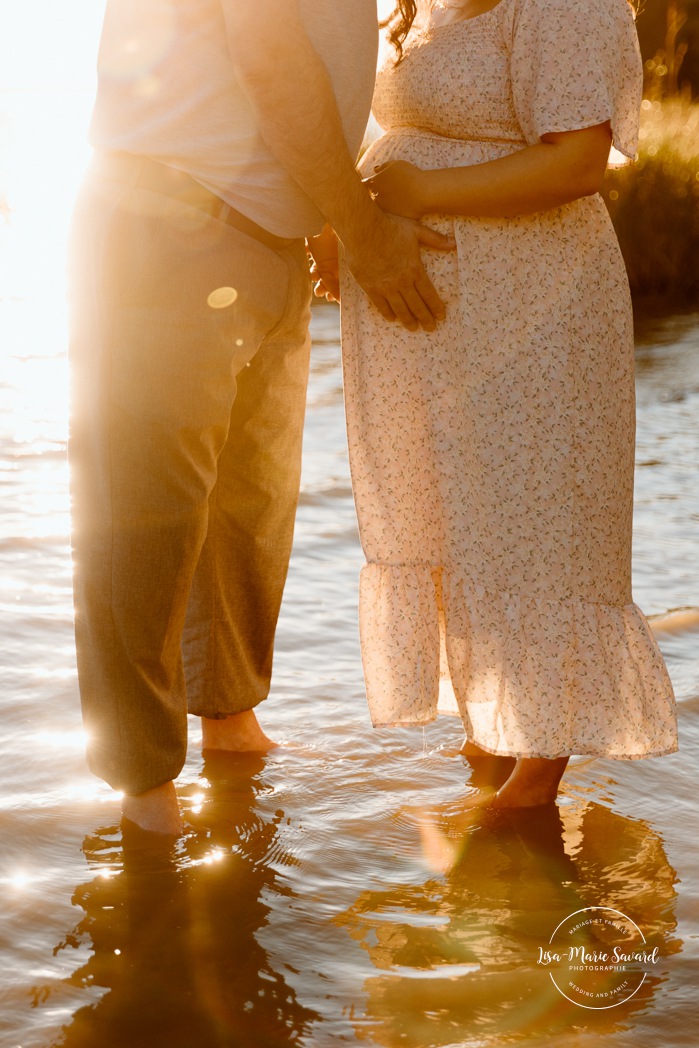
[223,0,375,245]
[223,1,452,331]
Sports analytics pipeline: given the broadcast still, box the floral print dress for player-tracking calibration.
[340,0,678,758]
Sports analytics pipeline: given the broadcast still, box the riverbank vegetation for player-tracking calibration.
[602,98,699,305]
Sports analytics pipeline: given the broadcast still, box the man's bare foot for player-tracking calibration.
[121,781,183,836]
[491,756,570,808]
[201,708,277,753]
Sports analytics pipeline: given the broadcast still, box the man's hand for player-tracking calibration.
[343,210,454,332]
[223,2,454,330]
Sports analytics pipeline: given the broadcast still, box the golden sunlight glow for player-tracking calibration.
[64,777,121,805]
[33,730,88,751]
[1,6,105,561]
[608,145,630,168]
[0,2,106,92]
[7,871,32,890]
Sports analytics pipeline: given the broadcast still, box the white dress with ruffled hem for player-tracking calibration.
[341,0,678,758]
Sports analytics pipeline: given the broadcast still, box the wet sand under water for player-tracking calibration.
[0,293,698,1047]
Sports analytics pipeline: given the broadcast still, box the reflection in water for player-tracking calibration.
[52,754,318,1048]
[338,802,680,1047]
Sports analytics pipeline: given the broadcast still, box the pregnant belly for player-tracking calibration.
[359,126,623,276]
[358,126,525,177]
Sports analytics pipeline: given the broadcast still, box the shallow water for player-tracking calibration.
[1,91,699,1048]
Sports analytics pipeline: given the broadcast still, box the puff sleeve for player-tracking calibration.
[508,0,643,159]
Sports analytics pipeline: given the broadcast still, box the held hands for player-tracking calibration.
[307,175,454,331]
[307,224,340,302]
[364,160,427,221]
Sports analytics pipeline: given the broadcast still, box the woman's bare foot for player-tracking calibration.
[460,739,517,790]
[459,740,492,757]
[491,756,570,808]
[121,781,183,836]
[201,708,277,753]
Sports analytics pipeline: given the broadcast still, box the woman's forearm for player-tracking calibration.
[381,123,614,219]
[422,141,607,217]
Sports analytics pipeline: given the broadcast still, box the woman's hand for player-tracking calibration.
[364,161,427,221]
[307,223,340,302]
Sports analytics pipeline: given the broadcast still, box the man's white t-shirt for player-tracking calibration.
[89,0,378,237]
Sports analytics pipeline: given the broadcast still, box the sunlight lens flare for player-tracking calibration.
[98,0,176,80]
[207,286,238,310]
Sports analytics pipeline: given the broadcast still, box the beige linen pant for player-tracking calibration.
[68,155,312,795]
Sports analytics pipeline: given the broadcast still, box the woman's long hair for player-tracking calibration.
[381,1,419,61]
[382,0,640,60]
